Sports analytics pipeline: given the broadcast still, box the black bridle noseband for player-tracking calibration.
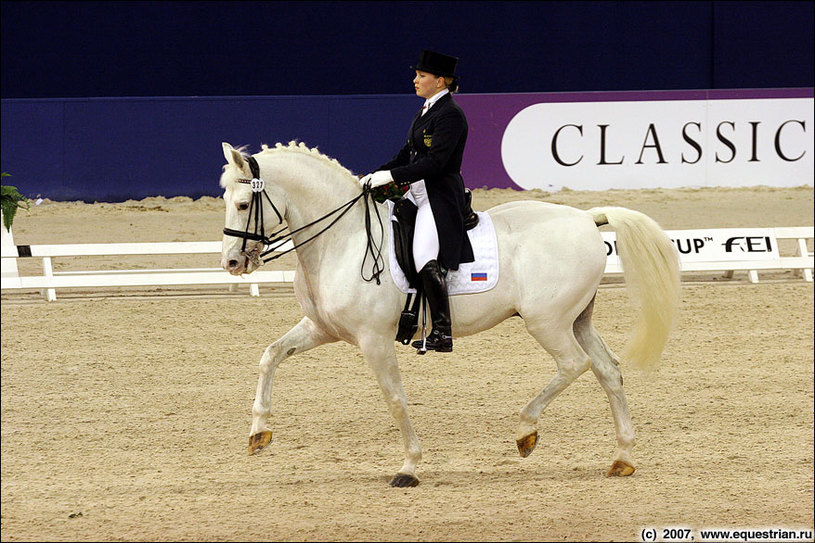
[222,155,385,283]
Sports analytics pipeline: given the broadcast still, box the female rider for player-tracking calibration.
[360,49,474,353]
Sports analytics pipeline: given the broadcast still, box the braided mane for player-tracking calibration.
[220,140,359,190]
[261,141,357,184]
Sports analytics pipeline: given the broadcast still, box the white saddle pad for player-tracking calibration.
[386,200,499,295]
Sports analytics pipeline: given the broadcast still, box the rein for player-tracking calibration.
[223,156,386,284]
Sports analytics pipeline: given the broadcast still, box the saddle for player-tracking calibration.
[392,189,479,344]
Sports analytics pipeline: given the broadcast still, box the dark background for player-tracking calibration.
[1,1,812,202]
[3,0,813,99]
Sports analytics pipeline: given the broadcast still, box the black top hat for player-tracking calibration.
[411,49,459,79]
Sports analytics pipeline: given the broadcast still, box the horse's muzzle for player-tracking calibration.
[224,252,262,275]
[222,241,262,275]
[224,256,248,275]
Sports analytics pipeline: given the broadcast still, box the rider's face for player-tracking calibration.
[413,70,443,99]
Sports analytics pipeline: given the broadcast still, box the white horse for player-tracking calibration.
[220,141,680,487]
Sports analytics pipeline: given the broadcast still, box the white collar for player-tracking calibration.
[423,88,449,111]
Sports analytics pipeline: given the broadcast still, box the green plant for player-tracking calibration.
[1,173,30,232]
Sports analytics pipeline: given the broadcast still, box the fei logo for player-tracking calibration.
[603,228,780,264]
[723,236,774,253]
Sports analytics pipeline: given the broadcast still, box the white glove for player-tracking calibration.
[359,170,393,188]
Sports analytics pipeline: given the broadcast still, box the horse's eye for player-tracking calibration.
[237,202,249,211]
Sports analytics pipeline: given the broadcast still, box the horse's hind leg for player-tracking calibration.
[573,298,636,476]
[516,322,592,459]
[249,316,335,455]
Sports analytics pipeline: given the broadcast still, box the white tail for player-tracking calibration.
[589,206,681,371]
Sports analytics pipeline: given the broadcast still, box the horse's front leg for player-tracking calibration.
[359,336,422,487]
[249,316,335,454]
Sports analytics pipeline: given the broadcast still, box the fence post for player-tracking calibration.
[41,256,57,301]
[0,211,20,285]
[797,238,813,282]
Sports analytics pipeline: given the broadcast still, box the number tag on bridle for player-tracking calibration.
[250,178,265,192]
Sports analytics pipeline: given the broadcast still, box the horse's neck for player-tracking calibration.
[273,158,359,228]
[265,154,375,264]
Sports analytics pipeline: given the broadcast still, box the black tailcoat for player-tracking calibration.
[377,93,475,270]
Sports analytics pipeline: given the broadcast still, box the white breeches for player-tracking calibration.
[405,180,439,274]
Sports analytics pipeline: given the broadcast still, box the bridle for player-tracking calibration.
[222,156,285,255]
[222,155,385,283]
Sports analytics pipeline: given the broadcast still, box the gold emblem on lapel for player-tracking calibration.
[423,129,432,147]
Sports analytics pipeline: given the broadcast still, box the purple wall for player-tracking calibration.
[456,88,814,191]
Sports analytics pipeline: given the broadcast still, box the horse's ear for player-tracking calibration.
[222,142,245,169]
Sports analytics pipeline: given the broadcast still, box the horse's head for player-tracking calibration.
[219,142,287,275]
[220,140,371,275]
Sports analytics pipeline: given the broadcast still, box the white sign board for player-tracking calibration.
[501,98,814,191]
[602,228,780,269]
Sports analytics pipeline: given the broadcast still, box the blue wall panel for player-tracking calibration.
[1,95,418,201]
[1,101,64,198]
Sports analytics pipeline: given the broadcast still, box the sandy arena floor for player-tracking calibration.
[2,186,813,541]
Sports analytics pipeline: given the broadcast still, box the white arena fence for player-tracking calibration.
[1,224,812,301]
[1,229,294,301]
[601,226,813,284]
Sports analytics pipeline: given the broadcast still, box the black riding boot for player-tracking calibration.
[411,260,453,353]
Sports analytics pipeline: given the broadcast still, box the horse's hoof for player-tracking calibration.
[248,431,273,455]
[517,431,539,458]
[606,460,636,476]
[389,473,420,487]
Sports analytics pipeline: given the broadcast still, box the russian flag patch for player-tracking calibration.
[471,272,488,281]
